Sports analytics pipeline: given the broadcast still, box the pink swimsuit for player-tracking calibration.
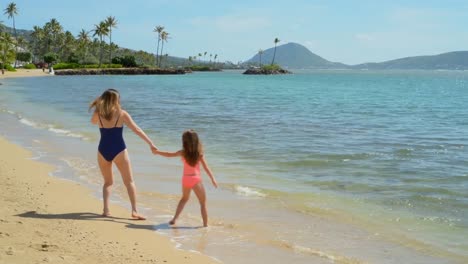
[182,158,201,188]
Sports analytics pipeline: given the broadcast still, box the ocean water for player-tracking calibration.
[0,70,467,263]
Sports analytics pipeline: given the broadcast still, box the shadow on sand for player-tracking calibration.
[16,211,203,231]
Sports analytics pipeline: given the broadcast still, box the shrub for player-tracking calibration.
[44,52,58,64]
[112,55,137,67]
[0,64,17,71]
[261,64,282,71]
[53,63,123,70]
[53,63,81,70]
[83,64,122,69]
[24,63,37,69]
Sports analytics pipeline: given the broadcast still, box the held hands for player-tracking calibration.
[150,144,158,154]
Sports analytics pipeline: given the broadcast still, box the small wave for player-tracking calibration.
[394,148,414,157]
[17,116,89,140]
[1,108,16,115]
[48,127,89,140]
[274,240,364,264]
[48,127,71,134]
[19,117,41,128]
[61,157,97,170]
[277,153,372,168]
[235,185,267,198]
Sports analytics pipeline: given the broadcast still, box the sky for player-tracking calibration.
[4,0,468,64]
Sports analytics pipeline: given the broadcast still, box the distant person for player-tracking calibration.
[154,130,217,227]
[90,89,158,220]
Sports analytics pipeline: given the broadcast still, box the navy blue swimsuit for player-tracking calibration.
[98,113,126,161]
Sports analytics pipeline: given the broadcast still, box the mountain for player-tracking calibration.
[351,51,468,70]
[1,23,33,41]
[245,42,347,69]
[245,42,468,70]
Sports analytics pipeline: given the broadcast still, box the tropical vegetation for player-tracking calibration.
[0,1,227,72]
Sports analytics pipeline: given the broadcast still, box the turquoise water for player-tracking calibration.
[1,70,467,263]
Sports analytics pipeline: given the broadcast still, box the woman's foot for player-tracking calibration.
[131,212,146,220]
[102,210,111,217]
[169,219,176,225]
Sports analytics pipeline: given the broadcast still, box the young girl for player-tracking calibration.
[90,88,158,220]
[154,130,217,227]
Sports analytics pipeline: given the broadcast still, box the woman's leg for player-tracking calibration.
[169,186,192,225]
[192,183,208,227]
[97,152,113,216]
[113,150,145,220]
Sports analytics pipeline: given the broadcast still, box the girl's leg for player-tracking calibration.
[170,186,192,225]
[113,150,145,220]
[192,183,208,227]
[98,152,113,216]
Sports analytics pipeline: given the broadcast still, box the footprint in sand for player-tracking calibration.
[5,247,14,255]
[32,243,59,252]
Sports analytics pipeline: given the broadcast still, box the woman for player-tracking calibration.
[90,88,157,220]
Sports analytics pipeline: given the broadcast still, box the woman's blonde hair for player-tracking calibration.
[182,130,203,167]
[89,89,121,120]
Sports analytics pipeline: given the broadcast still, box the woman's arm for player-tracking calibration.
[155,150,182,158]
[122,110,157,151]
[90,111,99,125]
[201,155,217,188]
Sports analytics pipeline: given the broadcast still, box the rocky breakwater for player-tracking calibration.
[55,68,187,75]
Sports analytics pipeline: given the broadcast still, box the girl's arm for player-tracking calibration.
[90,111,99,125]
[155,150,182,158]
[201,155,217,188]
[122,110,158,151]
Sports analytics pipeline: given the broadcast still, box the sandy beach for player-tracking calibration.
[0,69,51,79]
[0,136,216,264]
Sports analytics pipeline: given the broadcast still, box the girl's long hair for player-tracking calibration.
[182,130,203,167]
[89,89,121,120]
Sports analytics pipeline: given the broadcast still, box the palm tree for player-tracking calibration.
[77,29,90,63]
[158,31,169,67]
[203,51,207,62]
[271,37,280,65]
[258,49,264,66]
[45,18,63,53]
[209,53,212,63]
[93,21,109,68]
[153,25,164,66]
[4,2,18,67]
[0,32,15,74]
[198,53,202,64]
[30,26,43,61]
[105,16,117,63]
[214,54,218,67]
[61,31,75,62]
[188,56,192,66]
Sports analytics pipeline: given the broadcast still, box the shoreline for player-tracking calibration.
[0,136,217,264]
